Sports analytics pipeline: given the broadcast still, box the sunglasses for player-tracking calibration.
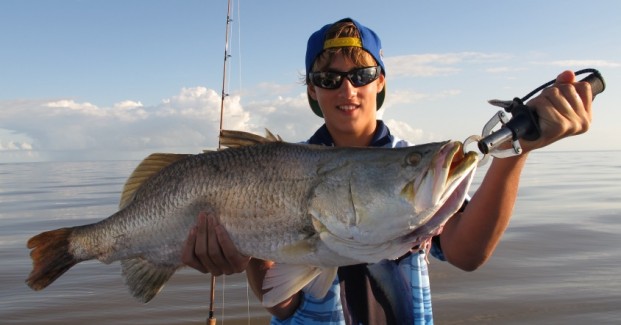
[309,66,382,90]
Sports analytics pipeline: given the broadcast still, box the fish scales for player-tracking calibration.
[83,143,320,264]
[205,143,321,258]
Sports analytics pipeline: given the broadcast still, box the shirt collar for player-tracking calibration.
[307,120,392,147]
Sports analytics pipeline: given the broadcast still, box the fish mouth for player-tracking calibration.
[406,142,478,242]
[413,142,478,208]
[434,141,478,207]
[446,143,479,187]
[431,143,478,221]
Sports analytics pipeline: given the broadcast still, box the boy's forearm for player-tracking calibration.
[441,153,528,270]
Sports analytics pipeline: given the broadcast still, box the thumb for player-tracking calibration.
[555,70,576,84]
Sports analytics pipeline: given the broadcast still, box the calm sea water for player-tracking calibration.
[1,151,620,324]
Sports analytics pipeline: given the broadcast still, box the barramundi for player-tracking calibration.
[26,130,478,307]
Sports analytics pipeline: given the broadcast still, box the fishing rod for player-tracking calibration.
[464,69,606,165]
[218,0,233,150]
[210,0,233,324]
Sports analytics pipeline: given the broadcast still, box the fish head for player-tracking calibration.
[310,141,478,262]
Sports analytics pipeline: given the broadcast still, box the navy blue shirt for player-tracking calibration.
[307,120,393,147]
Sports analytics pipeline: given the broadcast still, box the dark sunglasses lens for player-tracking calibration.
[350,67,379,87]
[312,72,343,89]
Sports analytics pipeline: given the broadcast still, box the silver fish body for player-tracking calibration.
[26,130,478,307]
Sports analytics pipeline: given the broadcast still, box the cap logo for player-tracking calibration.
[323,37,362,49]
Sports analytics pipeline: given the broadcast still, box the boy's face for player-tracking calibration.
[308,53,385,141]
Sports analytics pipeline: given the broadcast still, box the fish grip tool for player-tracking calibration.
[465,69,606,166]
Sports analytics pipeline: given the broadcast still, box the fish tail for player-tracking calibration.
[26,228,80,291]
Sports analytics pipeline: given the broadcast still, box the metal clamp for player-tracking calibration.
[463,110,523,166]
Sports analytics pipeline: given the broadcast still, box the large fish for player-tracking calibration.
[26,130,478,307]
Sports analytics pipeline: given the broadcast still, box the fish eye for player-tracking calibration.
[406,153,422,166]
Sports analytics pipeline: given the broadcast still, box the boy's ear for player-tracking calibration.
[377,74,385,93]
[308,84,317,100]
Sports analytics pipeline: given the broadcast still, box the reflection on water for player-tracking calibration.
[1,152,620,324]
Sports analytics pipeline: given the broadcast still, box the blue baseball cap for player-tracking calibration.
[305,18,386,117]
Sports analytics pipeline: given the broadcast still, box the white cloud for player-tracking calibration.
[45,99,102,115]
[382,88,461,110]
[384,119,438,144]
[0,128,35,152]
[0,88,228,160]
[385,52,512,78]
[547,59,621,68]
[0,140,24,150]
[0,84,324,161]
[20,142,33,150]
[242,92,322,141]
[113,100,143,110]
[485,66,526,74]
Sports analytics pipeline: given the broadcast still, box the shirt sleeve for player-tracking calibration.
[429,196,470,262]
[270,278,345,325]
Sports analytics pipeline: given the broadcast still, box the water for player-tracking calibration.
[1,152,620,324]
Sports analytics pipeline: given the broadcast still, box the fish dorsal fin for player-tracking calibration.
[119,153,190,209]
[219,129,282,149]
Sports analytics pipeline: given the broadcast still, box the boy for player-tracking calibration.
[182,18,593,324]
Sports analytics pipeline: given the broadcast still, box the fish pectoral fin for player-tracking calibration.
[119,153,190,209]
[121,258,178,303]
[262,264,336,308]
[302,266,338,299]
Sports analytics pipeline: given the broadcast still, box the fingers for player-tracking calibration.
[181,211,249,276]
[203,214,231,276]
[523,71,593,152]
[555,70,576,84]
[543,76,592,134]
[215,223,250,273]
[554,70,593,121]
[181,226,209,273]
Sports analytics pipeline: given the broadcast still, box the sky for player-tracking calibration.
[1,0,620,162]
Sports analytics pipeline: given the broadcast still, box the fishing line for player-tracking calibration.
[246,279,251,325]
[221,275,226,324]
[232,2,252,323]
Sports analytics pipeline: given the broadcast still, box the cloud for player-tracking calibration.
[547,59,621,68]
[485,66,526,74]
[0,83,327,161]
[0,129,37,162]
[384,119,439,144]
[0,140,32,151]
[241,92,322,141]
[380,88,462,114]
[385,52,512,78]
[0,88,236,160]
[114,100,143,109]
